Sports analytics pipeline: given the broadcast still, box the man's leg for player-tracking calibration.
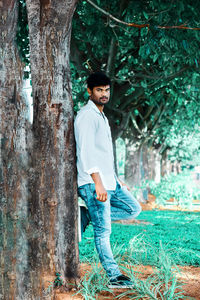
[110,182,141,221]
[78,184,121,279]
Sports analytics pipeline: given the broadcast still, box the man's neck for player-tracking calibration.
[95,103,104,113]
[90,99,104,112]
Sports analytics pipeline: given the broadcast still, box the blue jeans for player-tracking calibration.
[78,181,141,279]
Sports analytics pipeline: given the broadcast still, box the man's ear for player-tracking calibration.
[87,87,92,96]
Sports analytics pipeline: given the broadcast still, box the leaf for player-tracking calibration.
[143,11,149,20]
[153,53,159,63]
[194,58,198,68]
[141,81,147,88]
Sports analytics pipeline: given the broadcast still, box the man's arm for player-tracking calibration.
[91,172,107,202]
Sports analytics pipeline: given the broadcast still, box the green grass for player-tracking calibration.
[76,258,186,300]
[79,210,200,266]
[77,233,188,300]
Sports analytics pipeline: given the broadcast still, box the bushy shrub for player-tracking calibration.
[148,171,200,208]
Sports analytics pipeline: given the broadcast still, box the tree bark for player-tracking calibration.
[145,147,161,183]
[112,136,118,176]
[153,149,161,183]
[161,150,171,177]
[124,140,154,202]
[0,1,30,298]
[124,140,140,187]
[25,0,79,297]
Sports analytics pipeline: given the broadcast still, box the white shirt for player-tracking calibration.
[74,100,116,190]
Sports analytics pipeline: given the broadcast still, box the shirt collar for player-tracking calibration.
[87,100,105,117]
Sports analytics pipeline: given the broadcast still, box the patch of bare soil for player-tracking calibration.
[53,263,200,300]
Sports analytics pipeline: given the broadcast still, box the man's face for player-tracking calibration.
[87,85,110,106]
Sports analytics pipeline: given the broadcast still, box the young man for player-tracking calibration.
[74,72,141,288]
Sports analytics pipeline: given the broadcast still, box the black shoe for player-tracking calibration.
[108,274,134,289]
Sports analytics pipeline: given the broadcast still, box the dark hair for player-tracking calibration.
[87,72,111,90]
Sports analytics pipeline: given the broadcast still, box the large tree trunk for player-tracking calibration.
[25,0,79,297]
[0,1,30,298]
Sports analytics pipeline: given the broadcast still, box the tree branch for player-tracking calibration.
[158,25,200,31]
[117,112,131,138]
[119,88,145,110]
[85,0,149,28]
[86,0,200,31]
[130,113,143,136]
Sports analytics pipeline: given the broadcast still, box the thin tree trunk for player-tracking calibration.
[112,136,118,176]
[154,149,161,183]
[26,0,79,297]
[146,148,161,183]
[176,162,181,174]
[0,1,30,298]
[138,143,148,202]
[124,140,140,187]
[125,140,151,202]
[161,149,171,177]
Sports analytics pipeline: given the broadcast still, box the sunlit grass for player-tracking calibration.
[79,210,200,266]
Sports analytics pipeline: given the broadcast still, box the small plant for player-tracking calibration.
[54,272,63,287]
[74,262,113,300]
[44,272,64,296]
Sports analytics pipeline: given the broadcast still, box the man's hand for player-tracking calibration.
[95,183,107,202]
[90,172,107,202]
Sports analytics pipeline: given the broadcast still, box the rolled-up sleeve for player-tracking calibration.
[74,112,100,175]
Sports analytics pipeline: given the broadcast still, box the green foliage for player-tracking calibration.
[70,63,88,114]
[79,210,200,266]
[16,0,29,67]
[72,0,200,138]
[148,171,200,208]
[154,97,200,164]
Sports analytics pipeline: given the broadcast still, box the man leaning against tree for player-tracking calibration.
[74,72,141,288]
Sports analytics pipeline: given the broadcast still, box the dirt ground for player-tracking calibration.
[53,263,200,300]
[141,194,200,212]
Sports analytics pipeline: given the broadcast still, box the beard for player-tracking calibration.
[90,96,109,106]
